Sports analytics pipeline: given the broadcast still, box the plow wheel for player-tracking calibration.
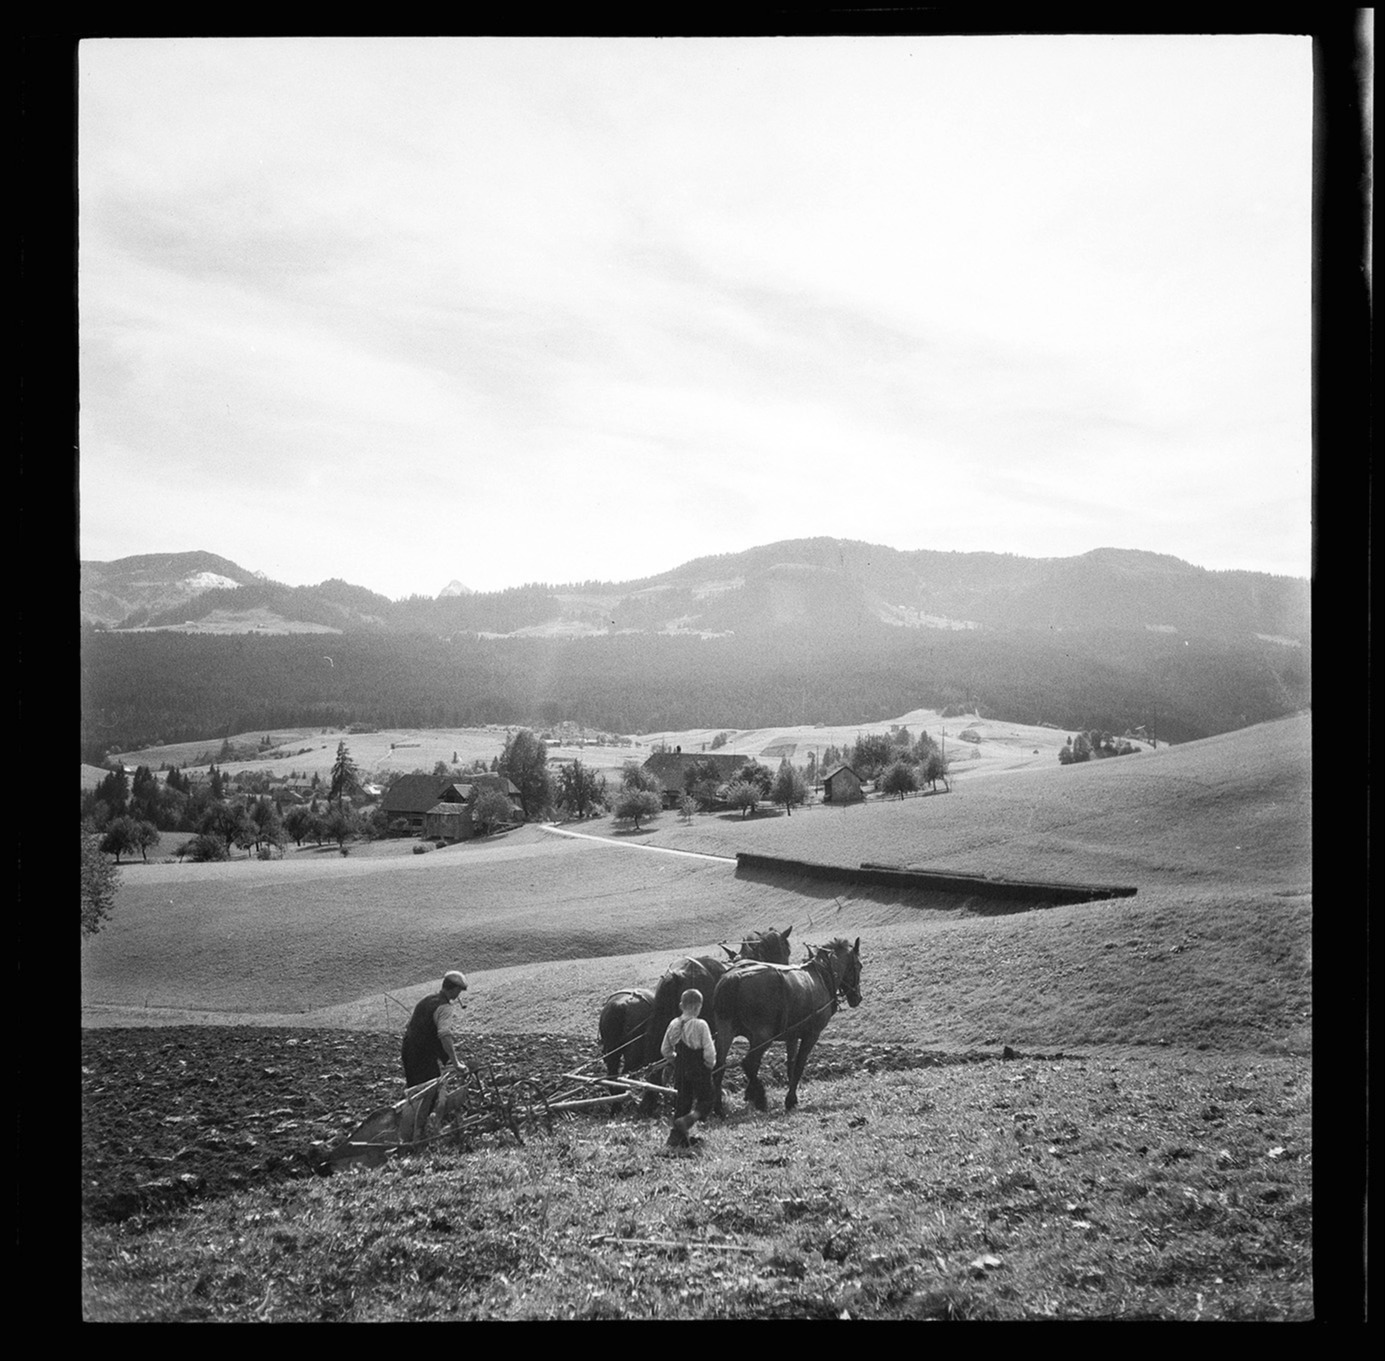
[503,1079,553,1145]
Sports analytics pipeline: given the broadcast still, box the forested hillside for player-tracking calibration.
[79,622,1309,764]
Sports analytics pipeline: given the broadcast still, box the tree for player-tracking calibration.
[323,805,361,850]
[473,789,516,835]
[849,733,893,780]
[771,759,808,816]
[329,740,360,808]
[249,796,284,853]
[99,815,158,864]
[557,760,607,818]
[683,758,725,811]
[922,751,951,792]
[129,765,160,824]
[81,830,120,937]
[733,760,774,799]
[620,761,661,794]
[93,766,130,820]
[613,788,661,829]
[499,729,551,820]
[282,804,314,846]
[184,832,231,863]
[200,800,255,857]
[880,759,918,799]
[723,779,761,819]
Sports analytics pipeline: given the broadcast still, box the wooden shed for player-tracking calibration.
[821,764,865,803]
[424,802,474,842]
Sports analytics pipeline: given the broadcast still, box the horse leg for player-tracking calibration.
[785,1032,820,1112]
[742,1042,769,1112]
[782,1035,800,1110]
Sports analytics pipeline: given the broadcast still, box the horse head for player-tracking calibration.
[740,926,793,965]
[811,937,862,1009]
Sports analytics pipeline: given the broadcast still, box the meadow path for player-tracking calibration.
[538,823,735,863]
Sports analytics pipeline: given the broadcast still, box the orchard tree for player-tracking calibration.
[81,830,120,937]
[557,760,607,818]
[99,815,158,864]
[499,729,551,819]
[614,788,662,830]
[771,759,808,816]
[473,789,516,835]
[723,779,761,819]
[323,805,361,850]
[282,804,314,846]
[733,760,774,800]
[923,751,951,792]
[250,796,285,853]
[880,759,918,800]
[620,761,662,797]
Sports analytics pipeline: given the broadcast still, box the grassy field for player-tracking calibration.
[109,706,1098,789]
[81,712,1326,1323]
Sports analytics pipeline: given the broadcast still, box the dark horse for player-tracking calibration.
[596,987,656,1114]
[719,925,793,966]
[631,931,799,1115]
[638,955,731,1114]
[711,937,862,1115]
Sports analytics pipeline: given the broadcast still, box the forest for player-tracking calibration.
[79,621,1310,764]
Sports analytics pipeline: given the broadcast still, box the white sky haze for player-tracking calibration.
[79,35,1314,599]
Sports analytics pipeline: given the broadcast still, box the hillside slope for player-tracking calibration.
[83,715,1311,1058]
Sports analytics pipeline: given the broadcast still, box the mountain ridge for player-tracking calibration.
[81,539,1310,644]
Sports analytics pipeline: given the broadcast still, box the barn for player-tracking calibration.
[641,751,745,809]
[382,773,524,833]
[821,764,865,803]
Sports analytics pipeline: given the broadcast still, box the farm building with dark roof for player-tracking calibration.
[641,751,745,808]
[381,773,524,831]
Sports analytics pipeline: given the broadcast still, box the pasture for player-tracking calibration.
[109,706,1092,789]
[81,713,1319,1322]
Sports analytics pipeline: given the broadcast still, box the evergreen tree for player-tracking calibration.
[329,740,361,807]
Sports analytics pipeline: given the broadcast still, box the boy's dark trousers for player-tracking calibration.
[668,1040,713,1146]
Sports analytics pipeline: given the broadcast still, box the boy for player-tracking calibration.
[661,988,717,1150]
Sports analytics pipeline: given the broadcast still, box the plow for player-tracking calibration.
[311,1057,676,1173]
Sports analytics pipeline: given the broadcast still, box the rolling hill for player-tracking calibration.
[80,539,1310,760]
[82,713,1311,1056]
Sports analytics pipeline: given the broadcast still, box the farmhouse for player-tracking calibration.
[641,751,744,809]
[381,773,524,833]
[821,764,865,803]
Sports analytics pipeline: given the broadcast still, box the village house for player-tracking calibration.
[640,751,745,809]
[382,773,524,836]
[821,764,865,804]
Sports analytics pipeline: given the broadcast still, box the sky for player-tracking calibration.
[78,35,1314,600]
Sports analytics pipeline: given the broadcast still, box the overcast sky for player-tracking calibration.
[79,35,1313,599]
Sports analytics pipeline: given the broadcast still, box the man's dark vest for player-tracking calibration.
[403,990,451,1066]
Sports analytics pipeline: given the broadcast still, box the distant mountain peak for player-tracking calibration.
[438,580,473,598]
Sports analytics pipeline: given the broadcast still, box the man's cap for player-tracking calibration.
[443,970,468,990]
